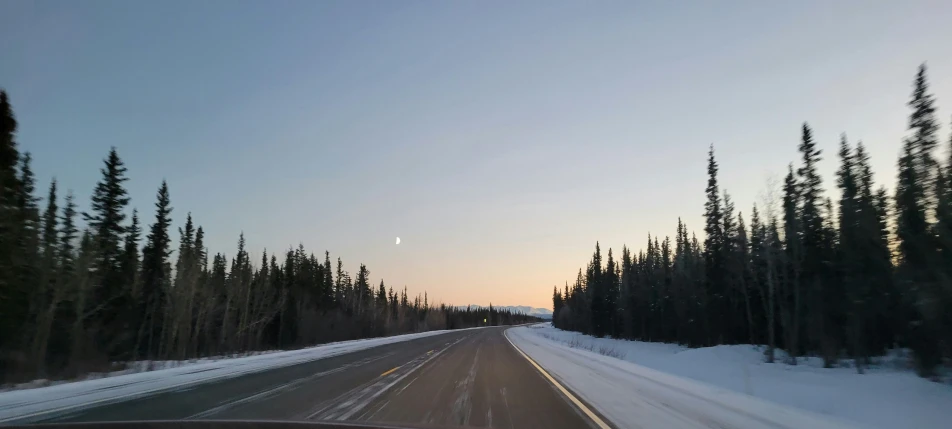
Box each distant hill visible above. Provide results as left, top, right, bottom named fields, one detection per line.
left=459, top=305, right=553, bottom=320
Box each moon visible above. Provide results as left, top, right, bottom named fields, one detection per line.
left=396, top=237, right=401, bottom=245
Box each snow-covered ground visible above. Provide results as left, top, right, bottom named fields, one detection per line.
left=1, top=350, right=284, bottom=393
left=0, top=328, right=482, bottom=423
left=507, top=324, right=952, bottom=429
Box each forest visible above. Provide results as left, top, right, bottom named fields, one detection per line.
left=0, top=91, right=538, bottom=384
left=553, top=64, right=951, bottom=377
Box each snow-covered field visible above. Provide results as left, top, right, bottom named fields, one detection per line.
left=507, top=324, right=952, bottom=429
left=0, top=328, right=481, bottom=423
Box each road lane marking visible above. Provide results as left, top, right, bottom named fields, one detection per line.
left=503, top=329, right=612, bottom=429
left=393, top=374, right=419, bottom=395
left=186, top=354, right=391, bottom=419
left=307, top=335, right=469, bottom=421
left=336, top=338, right=461, bottom=420
left=380, top=366, right=401, bottom=377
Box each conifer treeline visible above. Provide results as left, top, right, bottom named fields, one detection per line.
left=0, top=91, right=536, bottom=383
left=553, top=64, right=951, bottom=377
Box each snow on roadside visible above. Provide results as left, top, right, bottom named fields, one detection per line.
left=508, top=324, right=952, bottom=429
left=1, top=350, right=283, bottom=393
left=0, top=327, right=482, bottom=423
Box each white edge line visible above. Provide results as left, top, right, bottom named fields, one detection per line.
left=504, top=328, right=612, bottom=429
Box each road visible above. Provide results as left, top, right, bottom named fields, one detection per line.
left=44, top=327, right=599, bottom=429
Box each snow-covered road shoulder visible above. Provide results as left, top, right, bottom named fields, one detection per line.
left=0, top=328, right=482, bottom=423
left=507, top=325, right=859, bottom=429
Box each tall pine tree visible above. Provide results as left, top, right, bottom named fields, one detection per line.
left=703, top=145, right=724, bottom=345
left=139, top=181, right=172, bottom=359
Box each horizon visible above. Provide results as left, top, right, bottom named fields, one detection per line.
left=3, top=0, right=952, bottom=309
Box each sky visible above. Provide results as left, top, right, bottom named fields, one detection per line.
left=1, top=0, right=951, bottom=309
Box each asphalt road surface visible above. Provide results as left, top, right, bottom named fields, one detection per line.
left=44, top=327, right=600, bottom=429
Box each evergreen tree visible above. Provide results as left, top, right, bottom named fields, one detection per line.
left=139, top=181, right=172, bottom=359
left=855, top=143, right=898, bottom=359
left=0, top=92, right=23, bottom=356
left=796, top=124, right=831, bottom=359
left=30, top=179, right=59, bottom=375
left=587, top=242, right=605, bottom=337
left=15, top=153, right=40, bottom=291
left=355, top=264, right=371, bottom=316
left=703, top=145, right=724, bottom=345
left=84, top=148, right=130, bottom=275
left=604, top=248, right=619, bottom=337
left=83, top=148, right=132, bottom=357
left=59, top=191, right=78, bottom=275
left=797, top=123, right=841, bottom=366
left=323, top=251, right=334, bottom=309
left=895, top=65, right=943, bottom=375
left=659, top=236, right=672, bottom=340
left=40, top=180, right=59, bottom=265
left=736, top=211, right=754, bottom=345
left=620, top=245, right=634, bottom=339
left=0, top=93, right=22, bottom=290
left=908, top=64, right=940, bottom=203
left=121, top=209, right=141, bottom=296
left=376, top=280, right=387, bottom=312
left=722, top=191, right=738, bottom=343
left=0, top=90, right=20, bottom=209
left=194, top=226, right=206, bottom=273
left=837, top=135, right=868, bottom=370
left=781, top=164, right=802, bottom=362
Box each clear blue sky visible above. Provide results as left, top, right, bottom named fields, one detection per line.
left=1, top=0, right=950, bottom=308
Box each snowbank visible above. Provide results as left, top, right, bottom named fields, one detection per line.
left=508, top=325, right=952, bottom=429
left=0, top=328, right=482, bottom=423
left=1, top=350, right=285, bottom=393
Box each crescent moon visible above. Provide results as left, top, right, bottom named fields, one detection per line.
left=396, top=237, right=401, bottom=245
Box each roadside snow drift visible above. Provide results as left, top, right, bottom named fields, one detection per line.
left=0, top=328, right=480, bottom=423
left=507, top=325, right=952, bottom=429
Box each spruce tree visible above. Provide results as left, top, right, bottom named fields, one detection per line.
left=83, top=148, right=133, bottom=357
left=854, top=143, right=896, bottom=356
left=0, top=91, right=23, bottom=361
left=0, top=90, right=19, bottom=206
left=84, top=147, right=130, bottom=274
left=323, top=251, right=334, bottom=309
left=121, top=210, right=141, bottom=296
left=355, top=264, right=371, bottom=316
left=31, top=179, right=60, bottom=375
left=736, top=211, right=754, bottom=345
left=722, top=191, right=738, bottom=343
left=16, top=153, right=40, bottom=286
left=895, top=65, right=942, bottom=375
left=377, top=280, right=387, bottom=312
left=41, top=180, right=59, bottom=264
left=59, top=191, right=78, bottom=275
left=659, top=237, right=672, bottom=340
left=836, top=135, right=868, bottom=370
left=586, top=242, right=605, bottom=337
left=139, top=181, right=172, bottom=359
left=194, top=226, right=206, bottom=273
left=908, top=64, right=940, bottom=202
left=795, top=123, right=841, bottom=365
left=0, top=92, right=21, bottom=263
left=933, top=119, right=952, bottom=354
left=604, top=248, right=619, bottom=337
left=781, top=164, right=802, bottom=363
left=620, top=245, right=634, bottom=339
left=703, top=145, right=724, bottom=345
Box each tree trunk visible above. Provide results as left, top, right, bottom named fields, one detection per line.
left=31, top=288, right=62, bottom=377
